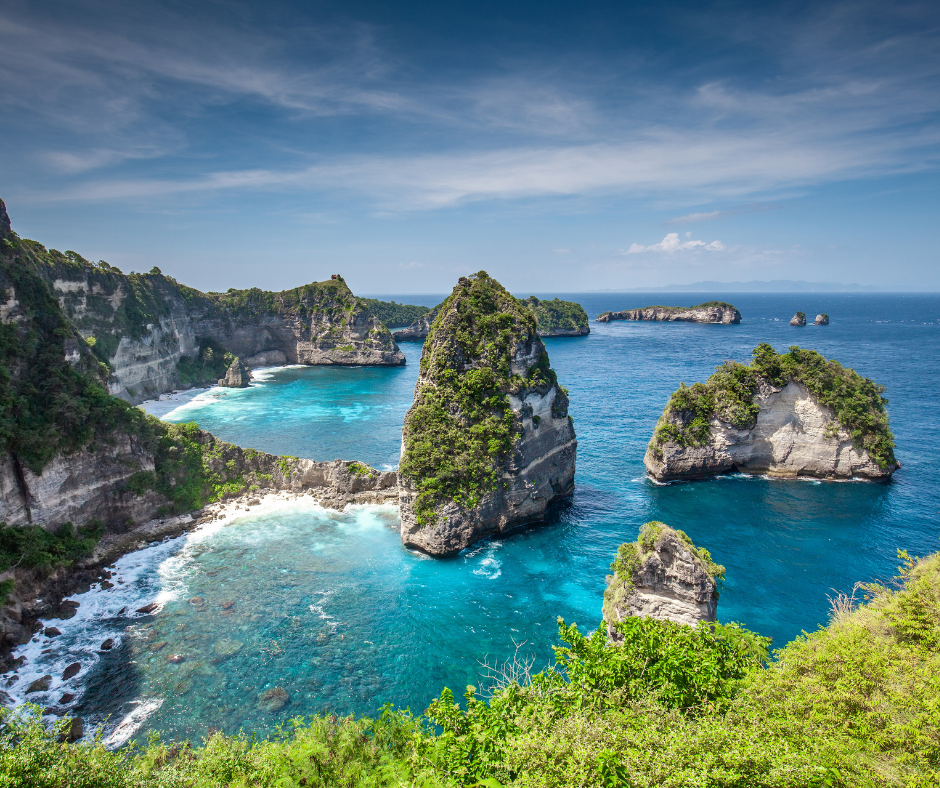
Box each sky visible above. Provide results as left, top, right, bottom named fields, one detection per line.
left=0, top=0, right=938, bottom=294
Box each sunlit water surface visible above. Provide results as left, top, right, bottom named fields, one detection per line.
left=8, top=293, right=940, bottom=743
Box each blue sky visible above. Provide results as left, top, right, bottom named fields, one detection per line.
left=1, top=0, right=938, bottom=293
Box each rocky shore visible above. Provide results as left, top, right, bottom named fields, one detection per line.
left=596, top=302, right=741, bottom=324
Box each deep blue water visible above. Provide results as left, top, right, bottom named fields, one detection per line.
left=8, top=292, right=940, bottom=743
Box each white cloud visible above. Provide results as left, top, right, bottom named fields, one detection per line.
left=624, top=233, right=725, bottom=254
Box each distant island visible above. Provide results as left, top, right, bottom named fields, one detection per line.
left=624, top=280, right=875, bottom=293
left=597, top=302, right=741, bottom=324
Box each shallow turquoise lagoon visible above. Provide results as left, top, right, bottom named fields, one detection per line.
left=10, top=292, right=940, bottom=743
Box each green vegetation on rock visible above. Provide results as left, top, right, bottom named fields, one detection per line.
left=360, top=298, right=431, bottom=327
left=399, top=272, right=560, bottom=525
left=0, top=236, right=159, bottom=474
left=175, top=339, right=236, bottom=389
left=4, top=549, right=939, bottom=787
left=520, top=296, right=589, bottom=333
left=650, top=343, right=896, bottom=467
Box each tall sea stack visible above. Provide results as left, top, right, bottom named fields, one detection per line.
left=398, top=272, right=577, bottom=556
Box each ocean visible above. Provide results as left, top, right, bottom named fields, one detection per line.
left=8, top=292, right=939, bottom=744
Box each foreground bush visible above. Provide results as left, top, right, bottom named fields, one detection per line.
left=2, top=551, right=938, bottom=787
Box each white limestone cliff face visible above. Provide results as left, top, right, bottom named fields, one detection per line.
left=398, top=382, right=577, bottom=556
left=645, top=380, right=897, bottom=481
left=603, top=526, right=718, bottom=636
left=597, top=305, right=741, bottom=324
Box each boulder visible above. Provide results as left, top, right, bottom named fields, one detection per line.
left=217, top=358, right=252, bottom=388
left=398, top=272, right=577, bottom=556
left=257, top=686, right=289, bottom=712
left=25, top=675, right=51, bottom=694
left=62, top=662, right=81, bottom=680
left=603, top=523, right=721, bottom=637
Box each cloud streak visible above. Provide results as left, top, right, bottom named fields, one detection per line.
left=625, top=233, right=725, bottom=254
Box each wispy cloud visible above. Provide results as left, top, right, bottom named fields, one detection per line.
left=666, top=203, right=783, bottom=225
left=624, top=233, right=725, bottom=254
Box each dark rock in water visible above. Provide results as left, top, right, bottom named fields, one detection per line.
left=603, top=523, right=721, bottom=639
left=815, top=313, right=829, bottom=325
left=217, top=357, right=252, bottom=388
left=257, top=686, right=289, bottom=712
left=59, top=693, right=76, bottom=704
left=220, top=600, right=235, bottom=610
left=99, top=638, right=114, bottom=651
left=167, top=653, right=185, bottom=664
left=44, top=627, right=62, bottom=638
left=26, top=675, right=51, bottom=694
left=62, top=662, right=81, bottom=680
left=50, top=600, right=80, bottom=620
left=59, top=716, right=83, bottom=743
left=136, top=602, right=159, bottom=614
left=398, top=272, right=577, bottom=556
left=149, top=640, right=167, bottom=652
left=789, top=311, right=807, bottom=326
left=213, top=638, right=243, bottom=657
left=188, top=596, right=205, bottom=607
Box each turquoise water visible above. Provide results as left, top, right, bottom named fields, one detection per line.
left=9, top=293, right=940, bottom=743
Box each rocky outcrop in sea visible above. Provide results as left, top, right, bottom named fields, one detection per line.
left=397, top=272, right=577, bottom=556
left=392, top=306, right=440, bottom=341
left=645, top=343, right=899, bottom=481
left=218, top=358, right=252, bottom=388
left=815, top=313, right=830, bottom=325
left=790, top=312, right=807, bottom=326
left=596, top=302, right=741, bottom=324
left=603, top=523, right=721, bottom=636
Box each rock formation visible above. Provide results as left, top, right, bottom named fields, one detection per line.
left=393, top=296, right=590, bottom=341
left=815, top=313, right=830, bottom=325
left=603, top=522, right=721, bottom=637
left=790, top=311, right=807, bottom=326
left=392, top=306, right=440, bottom=341
left=218, top=358, right=251, bottom=388
left=0, top=199, right=403, bottom=405
left=398, top=272, right=577, bottom=556
left=596, top=302, right=741, bottom=324
left=645, top=343, right=899, bottom=481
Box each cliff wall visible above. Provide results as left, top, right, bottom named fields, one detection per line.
left=645, top=344, right=898, bottom=481
left=596, top=302, right=741, bottom=324
left=603, top=522, right=721, bottom=635
left=398, top=272, right=576, bottom=556
left=1, top=198, right=403, bottom=405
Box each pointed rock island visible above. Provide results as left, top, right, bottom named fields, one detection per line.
left=645, top=343, right=899, bottom=481
left=218, top=357, right=252, bottom=388
left=398, top=272, right=577, bottom=556
left=603, top=522, right=722, bottom=637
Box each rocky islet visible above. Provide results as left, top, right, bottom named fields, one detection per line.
left=596, top=301, right=742, bottom=323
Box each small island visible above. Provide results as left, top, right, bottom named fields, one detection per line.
left=398, top=271, right=577, bottom=555
left=603, top=522, right=722, bottom=636
left=645, top=343, right=899, bottom=481
left=815, top=313, right=830, bottom=325
left=790, top=311, right=807, bottom=326
left=596, top=301, right=741, bottom=324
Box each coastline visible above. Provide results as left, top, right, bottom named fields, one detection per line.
left=0, top=488, right=400, bottom=721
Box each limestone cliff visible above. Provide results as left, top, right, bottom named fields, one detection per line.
left=0, top=198, right=403, bottom=405
left=393, top=296, right=589, bottom=341
left=398, top=272, right=577, bottom=556
left=596, top=302, right=741, bottom=324
left=790, top=312, right=807, bottom=326
left=603, top=522, right=721, bottom=636
left=815, top=313, right=830, bottom=325
left=645, top=343, right=898, bottom=481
